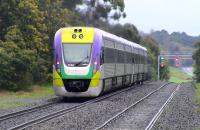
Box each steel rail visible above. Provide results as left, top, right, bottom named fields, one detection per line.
left=0, top=97, right=60, bottom=121
left=144, top=83, right=181, bottom=130
left=8, top=82, right=149, bottom=130
left=94, top=82, right=173, bottom=130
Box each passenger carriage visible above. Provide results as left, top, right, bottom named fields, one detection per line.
left=53, top=27, right=148, bottom=97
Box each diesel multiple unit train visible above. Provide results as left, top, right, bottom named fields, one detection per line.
left=53, top=27, right=148, bottom=97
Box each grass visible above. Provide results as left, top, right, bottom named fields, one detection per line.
left=169, top=67, right=193, bottom=83
left=196, top=83, right=200, bottom=113
left=0, top=83, right=54, bottom=109
left=196, top=83, right=200, bottom=130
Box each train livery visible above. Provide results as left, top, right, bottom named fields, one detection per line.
left=53, top=27, right=148, bottom=97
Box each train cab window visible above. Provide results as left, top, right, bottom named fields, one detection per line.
left=63, top=44, right=92, bottom=67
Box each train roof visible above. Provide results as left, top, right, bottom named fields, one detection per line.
left=55, top=27, right=147, bottom=52
left=95, top=28, right=147, bottom=52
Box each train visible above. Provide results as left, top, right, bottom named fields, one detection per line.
left=53, top=27, right=148, bottom=97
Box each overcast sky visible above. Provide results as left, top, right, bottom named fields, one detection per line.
left=120, top=0, right=200, bottom=36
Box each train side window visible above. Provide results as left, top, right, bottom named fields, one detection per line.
left=127, top=52, right=132, bottom=64
left=100, top=47, right=104, bottom=65
left=139, top=54, right=141, bottom=64
left=104, top=47, right=116, bottom=63
left=132, top=53, right=135, bottom=63
left=134, top=54, right=136, bottom=64
left=124, top=51, right=128, bottom=63
left=118, top=50, right=125, bottom=63
left=132, top=57, right=135, bottom=63
left=135, top=54, right=138, bottom=64
left=142, top=55, right=144, bottom=64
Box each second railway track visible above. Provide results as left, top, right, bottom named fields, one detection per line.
left=95, top=82, right=179, bottom=130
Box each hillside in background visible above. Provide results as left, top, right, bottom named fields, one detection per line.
left=148, top=30, right=200, bottom=54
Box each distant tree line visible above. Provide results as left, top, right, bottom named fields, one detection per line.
left=0, top=0, right=167, bottom=91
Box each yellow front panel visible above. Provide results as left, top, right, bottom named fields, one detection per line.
left=61, top=27, right=94, bottom=43
left=53, top=68, right=64, bottom=87
left=89, top=71, right=101, bottom=87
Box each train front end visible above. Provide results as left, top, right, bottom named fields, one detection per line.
left=53, top=27, right=103, bottom=97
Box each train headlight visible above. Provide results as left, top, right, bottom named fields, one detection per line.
left=94, top=61, right=97, bottom=65
left=56, top=61, right=61, bottom=73
left=72, top=34, right=76, bottom=39
left=79, top=34, right=84, bottom=39
left=56, top=61, right=60, bottom=66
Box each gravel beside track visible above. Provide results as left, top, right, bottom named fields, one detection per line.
left=0, top=97, right=88, bottom=130
left=101, top=83, right=177, bottom=130
left=26, top=81, right=165, bottom=130
left=152, top=82, right=200, bottom=130
left=0, top=97, right=60, bottom=116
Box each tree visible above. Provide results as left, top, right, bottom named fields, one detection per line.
left=141, top=36, right=159, bottom=80
left=63, top=0, right=83, bottom=10
left=77, top=0, right=126, bottom=25
left=193, top=41, right=200, bottom=82
left=0, top=26, right=35, bottom=90
left=0, top=0, right=50, bottom=90
left=38, top=0, right=84, bottom=75
left=108, top=23, right=141, bottom=43
left=141, top=36, right=169, bottom=80
left=0, top=0, right=87, bottom=91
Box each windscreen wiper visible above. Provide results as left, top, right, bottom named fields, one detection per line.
left=75, top=56, right=89, bottom=66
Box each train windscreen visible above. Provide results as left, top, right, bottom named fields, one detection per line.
left=62, top=44, right=92, bottom=67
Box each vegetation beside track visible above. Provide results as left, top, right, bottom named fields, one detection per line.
left=0, top=1, right=165, bottom=91
left=196, top=83, right=200, bottom=113
left=0, top=83, right=53, bottom=109
left=169, top=67, right=193, bottom=83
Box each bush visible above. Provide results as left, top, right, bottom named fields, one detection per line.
left=0, top=41, right=34, bottom=91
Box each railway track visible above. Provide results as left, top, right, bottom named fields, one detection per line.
left=145, top=83, right=181, bottom=130
left=0, top=97, right=60, bottom=122
left=94, top=82, right=178, bottom=130
left=7, top=82, right=152, bottom=130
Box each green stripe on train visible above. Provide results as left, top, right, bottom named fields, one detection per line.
left=60, top=65, right=93, bottom=79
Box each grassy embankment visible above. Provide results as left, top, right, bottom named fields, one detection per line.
left=196, top=83, right=200, bottom=113
left=0, top=83, right=54, bottom=109
left=168, top=67, right=200, bottom=119
left=196, top=84, right=200, bottom=130
left=169, top=67, right=193, bottom=83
